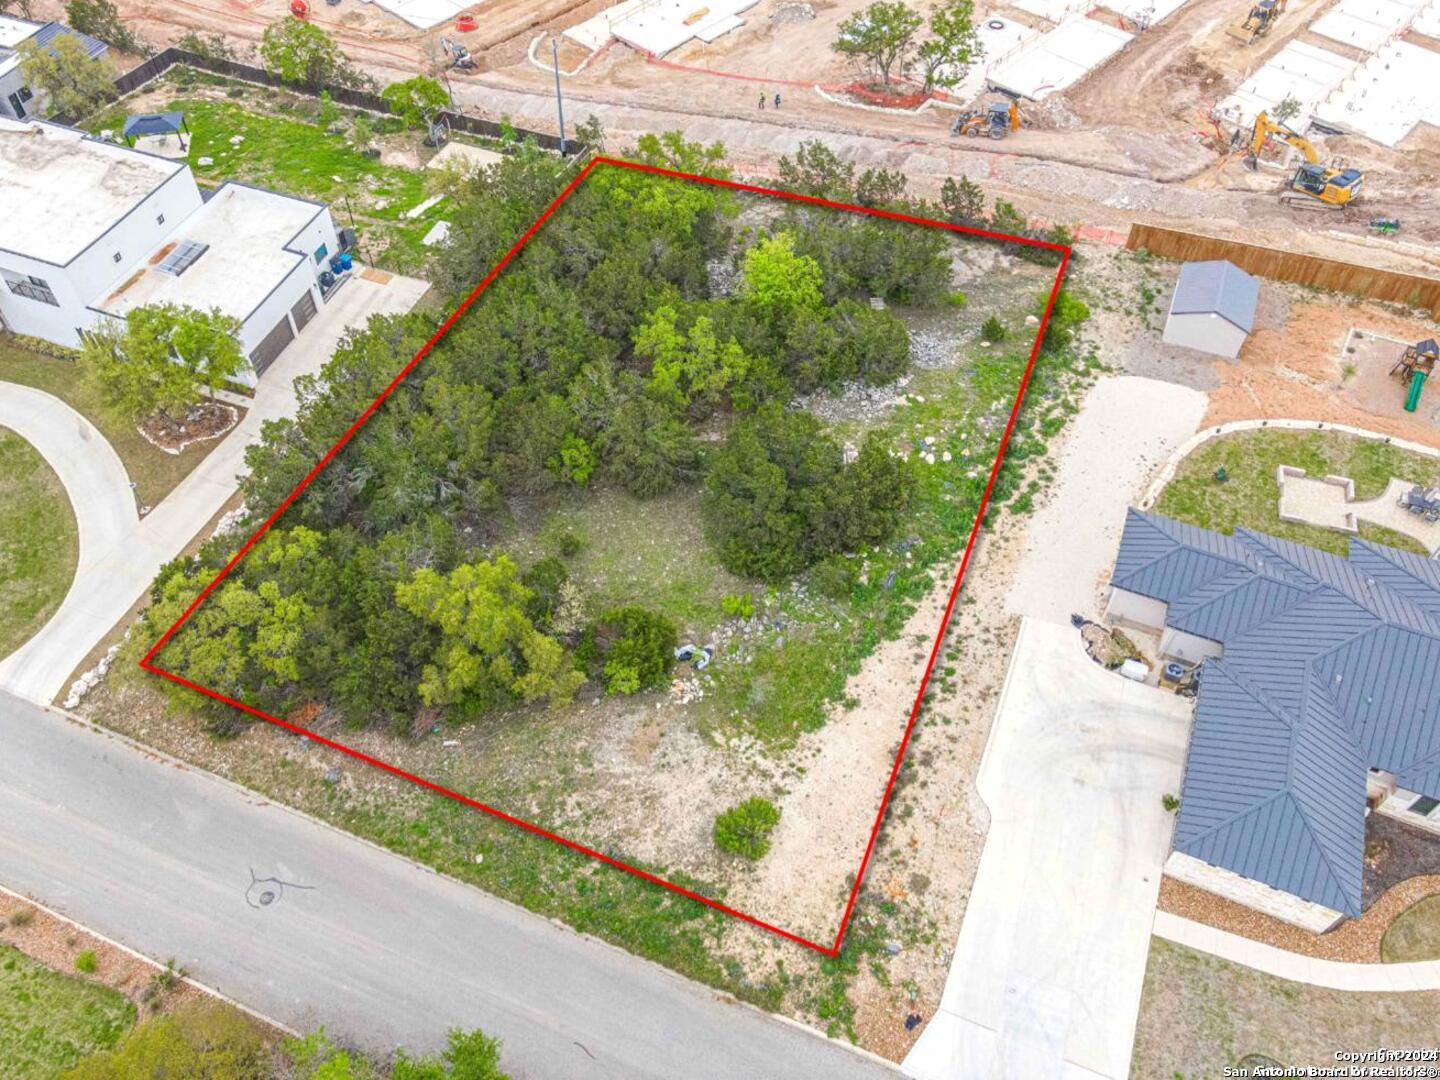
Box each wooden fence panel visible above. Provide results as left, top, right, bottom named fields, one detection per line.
left=1125, top=223, right=1440, bottom=316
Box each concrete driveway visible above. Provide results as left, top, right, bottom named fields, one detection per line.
left=0, top=384, right=137, bottom=578
left=0, top=270, right=428, bottom=704
left=904, top=618, right=1192, bottom=1080
left=1005, top=375, right=1208, bottom=624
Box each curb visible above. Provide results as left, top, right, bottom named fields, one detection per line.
left=0, top=881, right=300, bottom=1038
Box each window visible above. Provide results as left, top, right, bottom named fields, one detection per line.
left=112, top=252, right=123, bottom=263
left=156, top=213, right=165, bottom=226
left=2, top=270, right=58, bottom=306
left=156, top=240, right=209, bottom=276
left=1409, top=796, right=1440, bottom=817
left=313, top=243, right=328, bottom=264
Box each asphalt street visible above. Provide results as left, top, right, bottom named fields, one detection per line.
left=0, top=690, right=900, bottom=1079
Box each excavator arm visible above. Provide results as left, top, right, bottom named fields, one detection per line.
left=1249, top=110, right=1319, bottom=162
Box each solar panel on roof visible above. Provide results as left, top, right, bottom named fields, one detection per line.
left=157, top=240, right=208, bottom=276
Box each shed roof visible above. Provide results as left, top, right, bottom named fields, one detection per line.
left=1169, top=260, right=1261, bottom=334
left=1112, top=509, right=1440, bottom=915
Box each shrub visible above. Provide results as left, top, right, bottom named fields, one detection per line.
left=981, top=315, right=1007, bottom=342
left=7, top=906, right=35, bottom=928
left=947, top=291, right=968, bottom=308
left=520, top=558, right=568, bottom=629
left=1162, top=793, right=1181, bottom=813
left=713, top=797, right=781, bottom=859
left=810, top=554, right=859, bottom=599
left=553, top=528, right=586, bottom=559
left=60, top=1001, right=269, bottom=1079
left=721, top=593, right=755, bottom=620
left=74, top=949, right=98, bottom=973
left=579, top=607, right=678, bottom=694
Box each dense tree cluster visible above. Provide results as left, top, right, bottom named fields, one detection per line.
left=152, top=134, right=937, bottom=732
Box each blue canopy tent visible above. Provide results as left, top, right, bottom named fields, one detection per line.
left=122, top=111, right=189, bottom=150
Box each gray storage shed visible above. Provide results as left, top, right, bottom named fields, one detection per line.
left=1162, top=259, right=1260, bottom=360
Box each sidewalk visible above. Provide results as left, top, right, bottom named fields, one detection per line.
left=1153, top=911, right=1440, bottom=992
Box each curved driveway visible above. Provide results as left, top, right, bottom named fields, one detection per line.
left=0, top=383, right=138, bottom=682
left=0, top=382, right=138, bottom=574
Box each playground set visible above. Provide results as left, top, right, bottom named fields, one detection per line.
left=1391, top=337, right=1440, bottom=412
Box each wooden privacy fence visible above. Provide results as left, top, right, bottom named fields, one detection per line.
left=1126, top=222, right=1440, bottom=317
left=71, top=48, right=582, bottom=157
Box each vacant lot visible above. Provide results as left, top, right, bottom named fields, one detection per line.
left=1132, top=938, right=1440, bottom=1078
left=1155, top=427, right=1436, bottom=555
left=0, top=429, right=78, bottom=661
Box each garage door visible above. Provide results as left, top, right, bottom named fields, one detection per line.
left=290, top=289, right=318, bottom=333
left=249, top=315, right=295, bottom=376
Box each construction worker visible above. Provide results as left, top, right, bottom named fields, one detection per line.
left=774, top=91, right=781, bottom=109
left=758, top=90, right=765, bottom=110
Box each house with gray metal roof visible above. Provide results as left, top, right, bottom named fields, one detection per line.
left=1162, top=259, right=1260, bottom=360
left=0, top=15, right=108, bottom=122
left=1106, top=508, right=1440, bottom=931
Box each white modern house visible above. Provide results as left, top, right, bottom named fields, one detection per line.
left=0, top=118, right=344, bottom=381
left=0, top=15, right=108, bottom=121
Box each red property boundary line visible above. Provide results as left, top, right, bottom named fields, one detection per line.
left=141, top=156, right=1072, bottom=957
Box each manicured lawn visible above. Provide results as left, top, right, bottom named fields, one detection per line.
left=1155, top=428, right=1436, bottom=556
left=88, top=86, right=447, bottom=274
left=0, top=342, right=225, bottom=510
left=0, top=944, right=135, bottom=1079
left=0, top=429, right=78, bottom=661
left=1381, top=893, right=1440, bottom=962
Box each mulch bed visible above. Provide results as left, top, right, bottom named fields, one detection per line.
left=1160, top=818, right=1440, bottom=963
left=138, top=401, right=238, bottom=452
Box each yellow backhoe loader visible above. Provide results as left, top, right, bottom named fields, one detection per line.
left=1243, top=110, right=1364, bottom=210
left=1228, top=0, right=1286, bottom=43
left=951, top=99, right=1021, bottom=140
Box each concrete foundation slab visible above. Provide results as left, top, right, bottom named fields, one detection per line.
left=1314, top=40, right=1440, bottom=145
left=1013, top=0, right=1087, bottom=23
left=1215, top=40, right=1356, bottom=129
left=1414, top=0, right=1440, bottom=35
left=359, top=0, right=470, bottom=31
left=943, top=15, right=1040, bottom=102
left=987, top=16, right=1133, bottom=100
left=1311, top=0, right=1427, bottom=52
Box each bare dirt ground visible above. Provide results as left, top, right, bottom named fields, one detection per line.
left=1132, top=937, right=1440, bottom=1078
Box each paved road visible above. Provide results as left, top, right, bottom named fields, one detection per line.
left=0, top=690, right=900, bottom=1079
left=0, top=272, right=427, bottom=705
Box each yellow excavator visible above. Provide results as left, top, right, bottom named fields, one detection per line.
left=1244, top=110, right=1364, bottom=209
left=1228, top=0, right=1286, bottom=43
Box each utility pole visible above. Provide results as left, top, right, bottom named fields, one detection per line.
left=551, top=36, right=568, bottom=155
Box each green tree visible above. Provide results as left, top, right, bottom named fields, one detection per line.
left=634, top=306, right=750, bottom=412
left=260, top=18, right=360, bottom=89
left=286, top=1028, right=379, bottom=1080
left=713, top=797, right=781, bottom=859
left=832, top=0, right=924, bottom=87
left=395, top=556, right=583, bottom=713
left=381, top=75, right=449, bottom=128
left=17, top=33, right=114, bottom=119
left=600, top=393, right=700, bottom=497
left=916, top=0, right=981, bottom=90
left=65, top=0, right=143, bottom=54
left=578, top=607, right=677, bottom=694
left=940, top=174, right=986, bottom=224
left=78, top=303, right=245, bottom=421
left=741, top=233, right=824, bottom=324
left=776, top=140, right=856, bottom=200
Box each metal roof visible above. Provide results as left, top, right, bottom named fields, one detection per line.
left=1112, top=508, right=1440, bottom=915
left=30, top=21, right=107, bottom=59
left=1169, top=260, right=1261, bottom=335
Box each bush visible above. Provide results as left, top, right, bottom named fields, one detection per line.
left=981, top=315, right=1007, bottom=342
left=60, top=1001, right=269, bottom=1079
left=713, top=797, right=781, bottom=859
left=520, top=558, right=568, bottom=629
left=578, top=607, right=678, bottom=694
left=810, top=554, right=859, bottom=599
left=7, top=906, right=35, bottom=928
left=721, top=593, right=755, bottom=620
left=74, top=950, right=98, bottom=974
